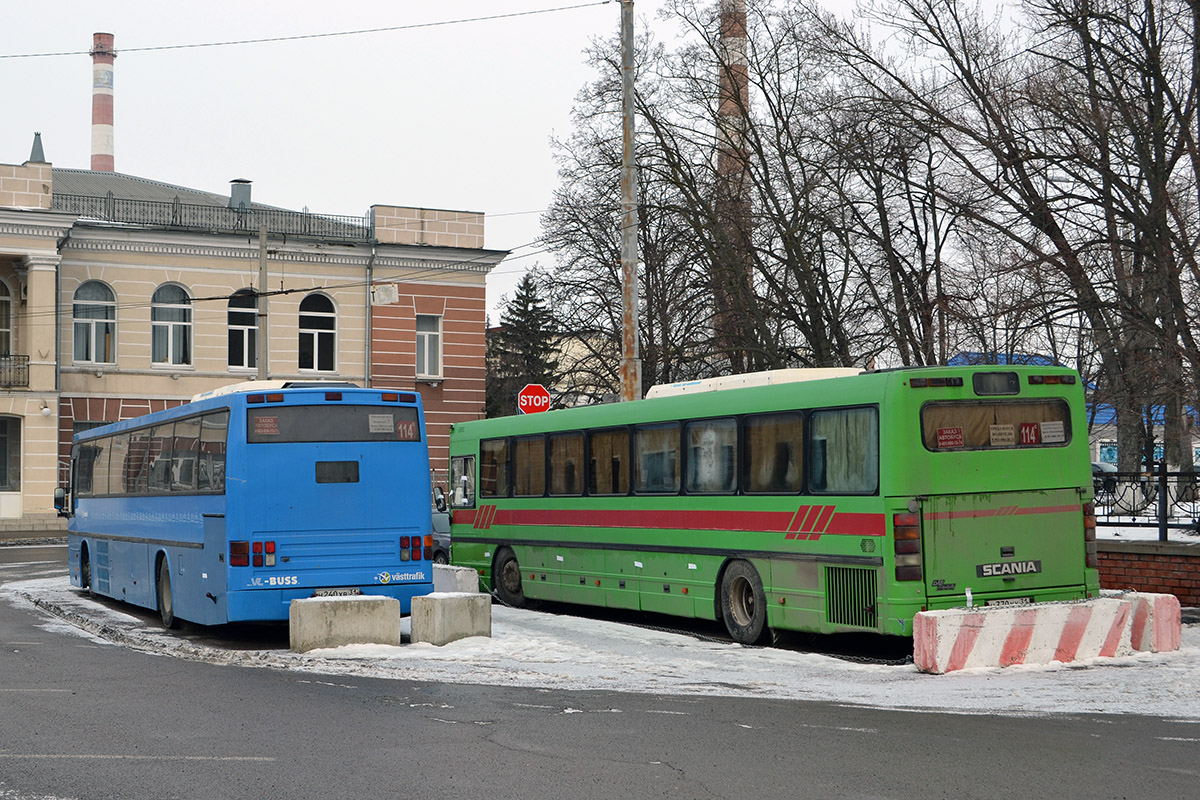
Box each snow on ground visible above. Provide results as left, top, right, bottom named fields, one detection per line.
left=3, top=576, right=1199, bottom=720
left=1098, top=520, right=1200, bottom=542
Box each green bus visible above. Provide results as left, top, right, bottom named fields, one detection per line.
left=445, top=366, right=1100, bottom=643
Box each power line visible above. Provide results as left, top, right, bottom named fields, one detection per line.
left=0, top=2, right=613, bottom=59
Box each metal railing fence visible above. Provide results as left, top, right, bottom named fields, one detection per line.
left=1093, top=462, right=1200, bottom=542
left=54, top=194, right=372, bottom=241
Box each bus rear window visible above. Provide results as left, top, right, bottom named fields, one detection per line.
left=921, top=400, right=1071, bottom=451
left=247, top=406, right=420, bottom=443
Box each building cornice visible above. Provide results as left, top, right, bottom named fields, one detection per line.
left=60, top=232, right=505, bottom=273
left=0, top=212, right=77, bottom=240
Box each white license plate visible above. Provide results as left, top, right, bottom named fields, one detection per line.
left=985, top=597, right=1032, bottom=607
left=314, top=587, right=363, bottom=597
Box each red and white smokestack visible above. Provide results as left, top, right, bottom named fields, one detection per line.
left=90, top=32, right=116, bottom=172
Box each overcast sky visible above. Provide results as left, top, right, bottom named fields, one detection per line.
left=1, top=0, right=681, bottom=319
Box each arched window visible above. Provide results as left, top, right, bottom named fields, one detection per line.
left=228, top=290, right=258, bottom=370
left=0, top=281, right=12, bottom=356
left=298, top=293, right=336, bottom=372
left=73, top=281, right=116, bottom=364
left=151, top=284, right=191, bottom=366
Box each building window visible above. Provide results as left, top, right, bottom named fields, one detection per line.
left=299, top=293, right=336, bottom=372
left=228, top=289, right=258, bottom=370
left=73, top=281, right=116, bottom=364
left=0, top=282, right=11, bottom=355
left=151, top=284, right=192, bottom=366
left=416, top=314, right=442, bottom=378
left=0, top=417, right=19, bottom=491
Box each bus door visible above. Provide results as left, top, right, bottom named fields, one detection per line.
left=921, top=488, right=1087, bottom=605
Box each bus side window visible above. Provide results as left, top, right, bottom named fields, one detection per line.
left=450, top=455, right=475, bottom=508
left=588, top=429, right=629, bottom=495
left=549, top=433, right=584, bottom=496
left=808, top=406, right=879, bottom=495
left=147, top=422, right=175, bottom=494
left=199, top=411, right=229, bottom=492
left=480, top=438, right=510, bottom=498
left=635, top=423, right=681, bottom=493
left=685, top=418, right=737, bottom=494
left=513, top=436, right=546, bottom=497
left=743, top=413, right=803, bottom=493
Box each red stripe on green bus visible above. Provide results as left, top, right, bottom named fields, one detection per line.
left=788, top=506, right=811, bottom=532
left=800, top=505, right=824, bottom=532
left=813, top=505, right=836, bottom=533
left=824, top=512, right=886, bottom=536
left=488, top=508, right=798, bottom=532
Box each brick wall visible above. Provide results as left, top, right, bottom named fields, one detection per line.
left=0, top=162, right=52, bottom=209
left=371, top=205, right=485, bottom=249
left=369, top=281, right=487, bottom=479
left=1097, top=541, right=1200, bottom=607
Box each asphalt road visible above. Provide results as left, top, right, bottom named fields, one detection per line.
left=1, top=544, right=1197, bottom=800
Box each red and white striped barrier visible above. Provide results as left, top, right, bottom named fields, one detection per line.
left=913, top=592, right=1181, bottom=674
left=1126, top=592, right=1182, bottom=653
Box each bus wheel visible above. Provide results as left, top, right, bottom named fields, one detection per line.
left=493, top=547, right=526, bottom=607
left=720, top=560, right=769, bottom=645
left=81, top=547, right=95, bottom=597
left=156, top=557, right=180, bottom=629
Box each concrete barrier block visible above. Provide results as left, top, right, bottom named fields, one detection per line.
left=1124, top=592, right=1182, bottom=652
left=289, top=595, right=402, bottom=653
left=433, top=564, right=481, bottom=594
left=411, top=592, right=491, bottom=646
left=914, top=598, right=1133, bottom=674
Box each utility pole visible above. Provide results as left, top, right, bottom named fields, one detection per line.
left=619, top=0, right=642, bottom=401
left=257, top=225, right=269, bottom=380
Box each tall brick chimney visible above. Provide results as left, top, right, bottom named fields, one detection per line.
left=90, top=32, right=116, bottom=172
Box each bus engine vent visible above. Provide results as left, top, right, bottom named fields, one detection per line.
left=825, top=566, right=878, bottom=629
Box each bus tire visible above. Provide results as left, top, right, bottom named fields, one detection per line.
left=720, top=560, right=770, bottom=645
left=157, top=556, right=180, bottom=630
left=81, top=545, right=96, bottom=598
left=493, top=547, right=526, bottom=607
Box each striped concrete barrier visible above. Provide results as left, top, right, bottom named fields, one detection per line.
left=1126, top=592, right=1182, bottom=652
left=913, top=592, right=1181, bottom=674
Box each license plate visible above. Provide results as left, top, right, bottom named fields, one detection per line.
left=986, top=597, right=1031, bottom=607
left=314, top=587, right=363, bottom=597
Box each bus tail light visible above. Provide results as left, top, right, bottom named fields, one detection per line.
left=414, top=534, right=433, bottom=562
left=893, top=512, right=923, bottom=582
left=252, top=540, right=263, bottom=567
left=1083, top=502, right=1098, bottom=567
left=230, top=541, right=249, bottom=567
left=400, top=536, right=410, bottom=561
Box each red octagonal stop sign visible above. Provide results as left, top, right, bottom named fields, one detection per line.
left=517, top=383, right=552, bottom=414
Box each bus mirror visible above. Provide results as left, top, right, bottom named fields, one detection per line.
left=433, top=485, right=447, bottom=513
left=53, top=487, right=69, bottom=517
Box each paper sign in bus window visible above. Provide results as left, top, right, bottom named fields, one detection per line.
left=254, top=415, right=280, bottom=436
left=989, top=424, right=1015, bottom=447
left=936, top=427, right=964, bottom=448
left=1040, top=420, right=1065, bottom=443
left=368, top=414, right=393, bottom=434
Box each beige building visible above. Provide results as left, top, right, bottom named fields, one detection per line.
left=0, top=141, right=503, bottom=529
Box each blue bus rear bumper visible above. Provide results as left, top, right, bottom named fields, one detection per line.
left=226, top=582, right=435, bottom=622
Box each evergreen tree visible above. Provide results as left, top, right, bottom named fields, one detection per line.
left=486, top=272, right=560, bottom=417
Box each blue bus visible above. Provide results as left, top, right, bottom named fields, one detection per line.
left=55, top=382, right=436, bottom=628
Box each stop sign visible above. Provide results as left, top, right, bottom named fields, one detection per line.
left=517, top=383, right=552, bottom=414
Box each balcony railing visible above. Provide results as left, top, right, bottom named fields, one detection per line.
left=0, top=355, right=29, bottom=387
left=53, top=194, right=372, bottom=242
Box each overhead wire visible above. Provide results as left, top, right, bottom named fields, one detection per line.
left=0, top=1, right=614, bottom=59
